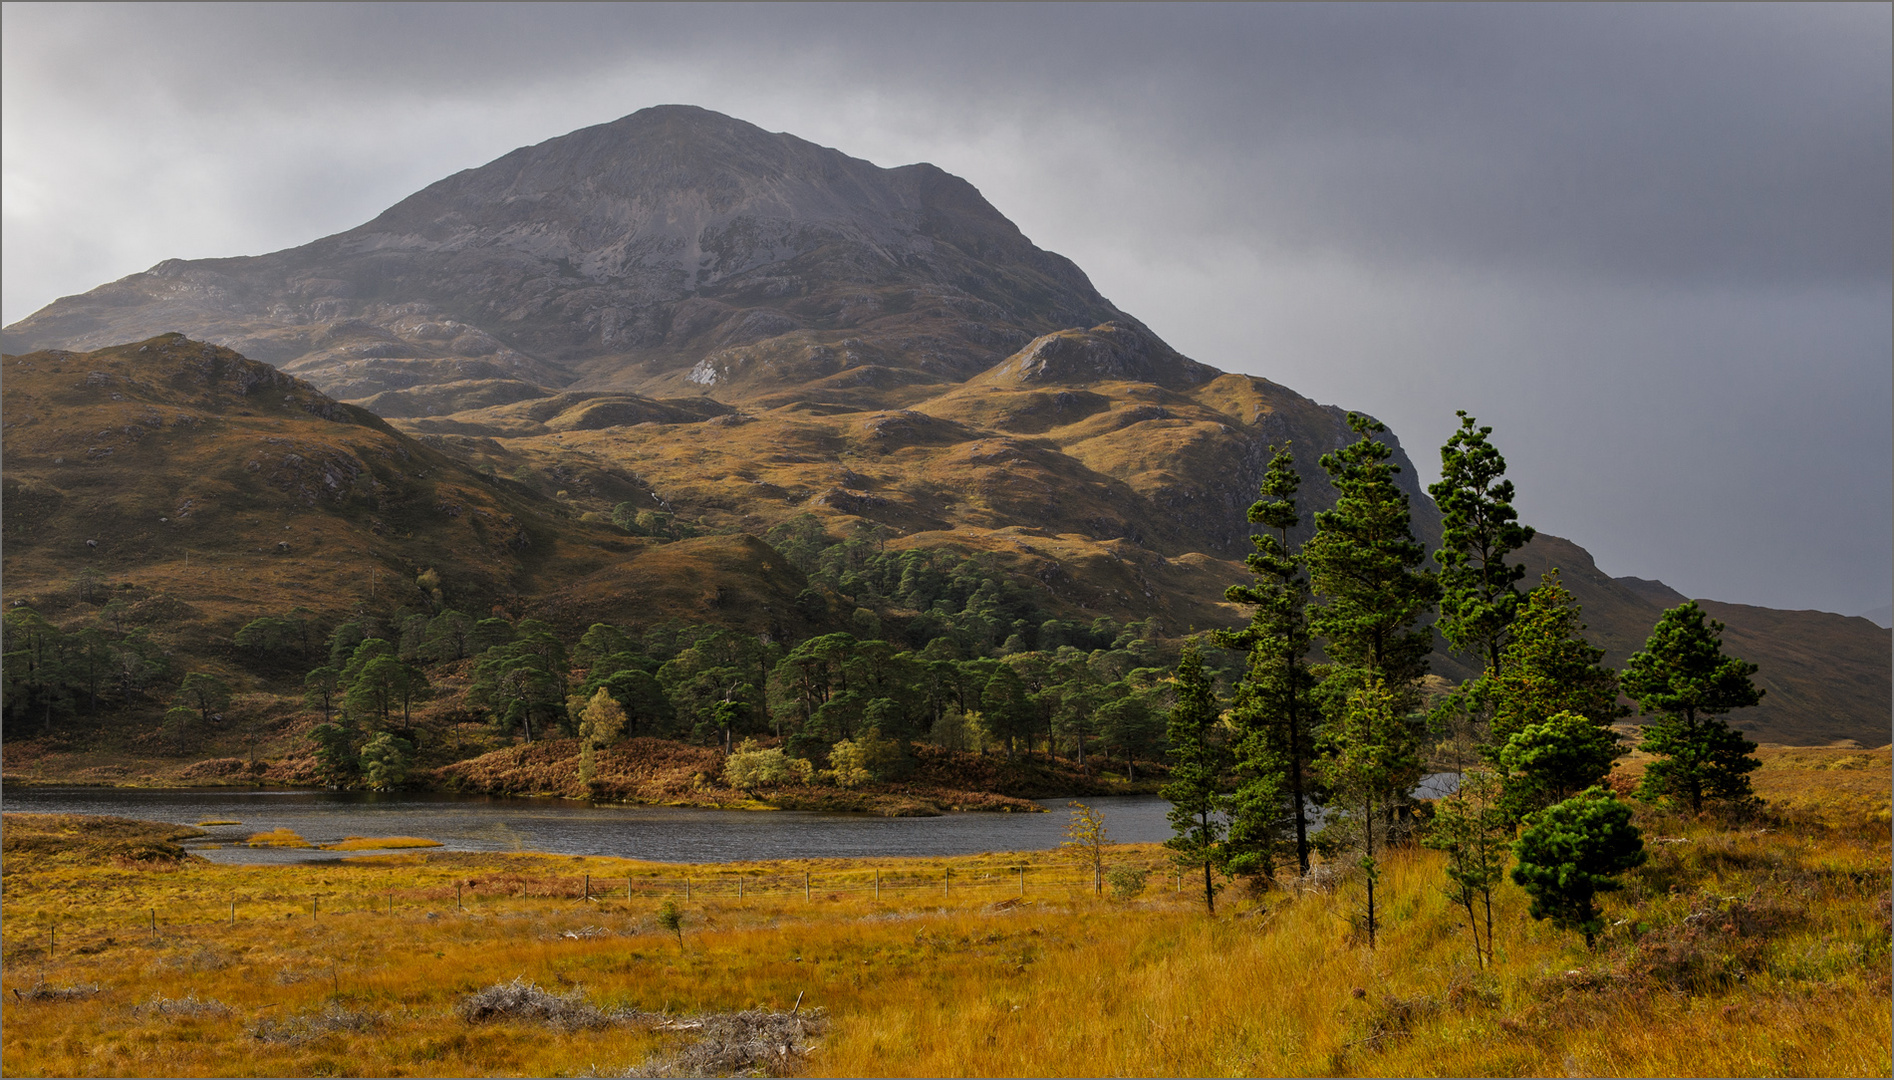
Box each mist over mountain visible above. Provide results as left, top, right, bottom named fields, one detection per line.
left=4, top=105, right=1886, bottom=744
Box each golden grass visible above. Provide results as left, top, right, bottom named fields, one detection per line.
left=243, top=829, right=311, bottom=849
left=2, top=762, right=1888, bottom=1078
left=317, top=837, right=443, bottom=852
left=196, top=820, right=242, bottom=827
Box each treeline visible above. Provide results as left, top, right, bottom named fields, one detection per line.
left=1, top=603, right=175, bottom=734
left=1158, top=410, right=1766, bottom=959
left=1, top=501, right=1211, bottom=787
left=287, top=605, right=1187, bottom=791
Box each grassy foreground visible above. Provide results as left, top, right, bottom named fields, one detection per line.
left=1, top=748, right=1888, bottom=1077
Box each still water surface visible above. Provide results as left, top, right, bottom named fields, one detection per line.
left=3, top=773, right=1459, bottom=865
left=0, top=787, right=1176, bottom=865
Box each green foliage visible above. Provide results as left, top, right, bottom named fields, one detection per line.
left=421, top=610, right=477, bottom=662
left=308, top=722, right=358, bottom=786
left=655, top=899, right=684, bottom=949
left=722, top=739, right=815, bottom=789
left=979, top=664, right=1037, bottom=757
left=345, top=653, right=431, bottom=729
left=175, top=672, right=232, bottom=725
left=1511, top=787, right=1648, bottom=947
left=1429, top=412, right=1535, bottom=673
left=1314, top=677, right=1424, bottom=947
left=1161, top=641, right=1227, bottom=912
left=468, top=620, right=570, bottom=743
left=302, top=666, right=341, bottom=723
left=1422, top=769, right=1510, bottom=967
left=1061, top=801, right=1110, bottom=895
left=1092, top=681, right=1166, bottom=781
left=763, top=514, right=1081, bottom=654
left=1485, top=572, right=1627, bottom=750
left=233, top=616, right=296, bottom=663
left=576, top=687, right=628, bottom=782
left=3, top=607, right=74, bottom=733
left=659, top=628, right=772, bottom=745
left=1624, top=602, right=1764, bottom=815
left=573, top=623, right=636, bottom=669
left=359, top=731, right=414, bottom=790
left=1498, top=711, right=1621, bottom=816
left=1304, top=413, right=1440, bottom=704
left=1220, top=444, right=1317, bottom=878
left=1105, top=865, right=1150, bottom=901
left=827, top=729, right=909, bottom=787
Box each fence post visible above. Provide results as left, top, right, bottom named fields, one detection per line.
left=875, top=870, right=880, bottom=901
left=686, top=878, right=691, bottom=901
left=805, top=871, right=810, bottom=901
left=150, top=908, right=157, bottom=936
left=457, top=883, right=463, bottom=911
left=49, top=926, right=55, bottom=957
left=944, top=867, right=950, bottom=897
left=584, top=874, right=590, bottom=900
left=231, top=900, right=236, bottom=925
left=627, top=878, right=633, bottom=901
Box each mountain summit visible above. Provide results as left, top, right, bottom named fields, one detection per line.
left=4, top=105, right=1141, bottom=405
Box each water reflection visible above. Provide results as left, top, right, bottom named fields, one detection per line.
left=3, top=773, right=1460, bottom=866
left=0, top=787, right=1176, bottom=865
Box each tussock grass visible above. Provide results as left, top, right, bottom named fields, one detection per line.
left=318, top=837, right=443, bottom=851
left=243, top=829, right=311, bottom=849
left=2, top=756, right=1887, bottom=1077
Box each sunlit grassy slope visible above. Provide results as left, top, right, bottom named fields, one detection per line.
left=2, top=748, right=1886, bottom=1077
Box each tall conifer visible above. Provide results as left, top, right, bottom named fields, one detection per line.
left=1429, top=412, right=1535, bottom=675
left=1486, top=572, right=1627, bottom=748
left=1161, top=640, right=1227, bottom=913
left=1315, top=677, right=1423, bottom=947
left=1622, top=602, right=1764, bottom=814
left=1304, top=413, right=1440, bottom=706
left=1221, top=445, right=1316, bottom=877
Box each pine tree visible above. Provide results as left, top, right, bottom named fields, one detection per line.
left=1486, top=572, right=1627, bottom=749
left=1422, top=768, right=1510, bottom=968
left=1161, top=640, right=1227, bottom=913
left=1429, top=412, right=1536, bottom=675
left=359, top=731, right=414, bottom=790
left=1220, top=445, right=1317, bottom=877
left=1304, top=413, right=1440, bottom=706
left=1497, top=711, right=1621, bottom=817
left=1511, top=787, right=1647, bottom=947
left=1314, top=677, right=1423, bottom=947
left=1622, top=602, right=1764, bottom=814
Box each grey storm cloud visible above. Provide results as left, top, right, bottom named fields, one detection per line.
left=3, top=2, right=1889, bottom=617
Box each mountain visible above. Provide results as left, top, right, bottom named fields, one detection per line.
left=5, top=106, right=1887, bottom=745
left=0, top=335, right=818, bottom=648
left=2, top=104, right=1137, bottom=407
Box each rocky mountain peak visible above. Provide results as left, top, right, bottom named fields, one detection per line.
left=4, top=105, right=1160, bottom=404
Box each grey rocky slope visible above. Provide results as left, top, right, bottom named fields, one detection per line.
left=4, top=105, right=1135, bottom=407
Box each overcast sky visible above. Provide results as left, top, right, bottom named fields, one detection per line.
left=4, top=3, right=1889, bottom=618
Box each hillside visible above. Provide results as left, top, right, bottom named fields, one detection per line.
left=0, top=336, right=819, bottom=652
left=3, top=105, right=1886, bottom=746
